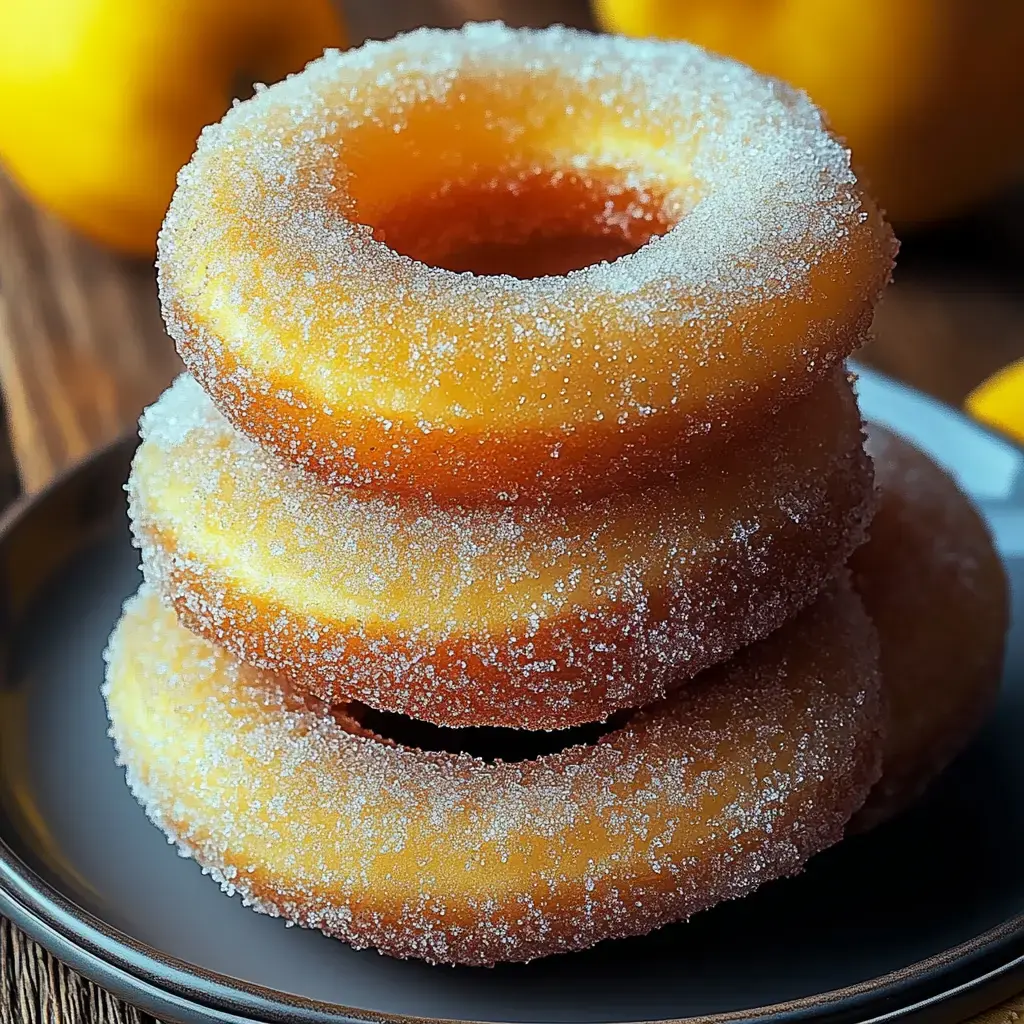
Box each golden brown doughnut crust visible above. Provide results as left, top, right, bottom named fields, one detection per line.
left=104, top=578, right=883, bottom=965
left=850, top=426, right=1008, bottom=831
left=129, top=372, right=874, bottom=729
left=158, top=24, right=895, bottom=504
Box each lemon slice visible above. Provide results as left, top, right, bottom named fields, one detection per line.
left=966, top=359, right=1024, bottom=446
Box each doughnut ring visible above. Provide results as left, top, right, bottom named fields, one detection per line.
left=129, top=371, right=874, bottom=730
left=157, top=23, right=896, bottom=504
left=850, top=426, right=1008, bottom=831
left=104, top=576, right=883, bottom=966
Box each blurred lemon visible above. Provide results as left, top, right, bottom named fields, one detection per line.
left=0, top=0, right=345, bottom=255
left=593, top=0, right=1024, bottom=224
left=966, top=360, right=1024, bottom=446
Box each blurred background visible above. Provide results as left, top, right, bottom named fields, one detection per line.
left=0, top=0, right=1022, bottom=504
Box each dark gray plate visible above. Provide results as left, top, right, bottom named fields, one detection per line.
left=0, top=366, right=1022, bottom=1024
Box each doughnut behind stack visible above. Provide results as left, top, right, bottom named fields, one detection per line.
left=852, top=427, right=1008, bottom=831
left=108, top=22, right=904, bottom=965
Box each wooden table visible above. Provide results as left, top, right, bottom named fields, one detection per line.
left=0, top=1, right=1022, bottom=1020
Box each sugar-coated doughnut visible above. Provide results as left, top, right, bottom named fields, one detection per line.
left=104, top=578, right=883, bottom=966
left=850, top=427, right=1008, bottom=831
left=158, top=23, right=896, bottom=505
left=129, top=371, right=874, bottom=730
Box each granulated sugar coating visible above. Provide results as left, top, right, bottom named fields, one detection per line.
left=849, top=427, right=1008, bottom=832
left=104, top=582, right=883, bottom=966
left=158, top=22, right=896, bottom=505
left=129, top=372, right=875, bottom=730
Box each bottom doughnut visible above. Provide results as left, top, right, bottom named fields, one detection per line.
left=104, top=580, right=883, bottom=966
left=850, top=427, right=1008, bottom=832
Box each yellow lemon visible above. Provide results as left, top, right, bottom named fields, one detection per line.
left=966, top=360, right=1024, bottom=446
left=593, top=0, right=1024, bottom=224
left=0, top=0, right=345, bottom=255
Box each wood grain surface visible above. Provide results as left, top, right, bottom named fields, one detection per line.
left=0, top=0, right=1022, bottom=1021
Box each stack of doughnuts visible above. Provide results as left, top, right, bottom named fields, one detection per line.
left=104, top=24, right=1007, bottom=966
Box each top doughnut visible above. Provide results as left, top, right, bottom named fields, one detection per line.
left=159, top=22, right=896, bottom=504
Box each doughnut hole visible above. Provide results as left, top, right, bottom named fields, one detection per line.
left=334, top=71, right=686, bottom=277
left=331, top=63, right=702, bottom=238
left=371, top=170, right=675, bottom=279
left=339, top=701, right=628, bottom=762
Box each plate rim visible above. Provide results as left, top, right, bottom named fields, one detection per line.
left=1, top=368, right=1023, bottom=1024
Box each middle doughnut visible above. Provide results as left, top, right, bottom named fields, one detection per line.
left=130, top=371, right=873, bottom=730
